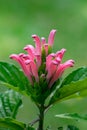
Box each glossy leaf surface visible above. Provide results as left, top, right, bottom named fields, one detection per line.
left=56, top=113, right=87, bottom=121
left=0, top=118, right=25, bottom=130
left=49, top=67, right=87, bottom=104
left=0, top=62, right=31, bottom=96
left=0, top=90, right=22, bottom=118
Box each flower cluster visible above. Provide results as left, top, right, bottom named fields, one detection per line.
left=10, top=30, right=74, bottom=88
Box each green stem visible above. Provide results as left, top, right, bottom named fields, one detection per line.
left=29, top=104, right=52, bottom=127
left=38, top=104, right=45, bottom=130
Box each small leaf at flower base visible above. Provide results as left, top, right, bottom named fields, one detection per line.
left=30, top=80, right=48, bottom=104
left=55, top=113, right=87, bottom=121
left=49, top=67, right=87, bottom=105
left=0, top=62, right=31, bottom=96
left=48, top=45, right=52, bottom=54
left=0, top=90, right=22, bottom=118
left=0, top=118, right=26, bottom=130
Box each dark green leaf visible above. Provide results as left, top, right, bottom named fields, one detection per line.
left=61, top=67, right=87, bottom=87
left=58, top=126, right=63, bottom=130
left=55, top=113, right=87, bottom=121
left=27, top=126, right=35, bottom=130
left=49, top=77, right=87, bottom=104
left=49, top=67, right=87, bottom=104
left=67, top=125, right=79, bottom=130
left=0, top=118, right=26, bottom=130
left=57, top=125, right=79, bottom=130
left=0, top=90, right=22, bottom=118
left=0, top=62, right=31, bottom=96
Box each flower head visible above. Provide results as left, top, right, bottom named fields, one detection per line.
left=10, top=29, right=74, bottom=87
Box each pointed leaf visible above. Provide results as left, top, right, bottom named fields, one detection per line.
left=0, top=118, right=26, bottom=130
left=55, top=113, right=87, bottom=121
left=0, top=62, right=31, bottom=96
left=0, top=90, right=22, bottom=118
left=49, top=67, right=87, bottom=104
left=50, top=77, right=87, bottom=104
left=61, top=67, right=87, bottom=87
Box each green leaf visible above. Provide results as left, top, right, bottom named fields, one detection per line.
left=67, top=125, right=79, bottom=130
left=49, top=67, right=87, bottom=104
left=57, top=127, right=63, bottom=130
left=0, top=118, right=26, bottom=130
left=61, top=67, right=87, bottom=87
left=27, top=126, right=35, bottom=130
left=57, top=126, right=79, bottom=130
left=79, top=89, right=87, bottom=97
left=55, top=113, right=87, bottom=121
left=0, top=90, right=22, bottom=118
left=0, top=62, right=31, bottom=96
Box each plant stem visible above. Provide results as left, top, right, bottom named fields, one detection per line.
left=38, top=104, right=45, bottom=130
left=29, top=104, right=52, bottom=127
left=29, top=118, right=39, bottom=126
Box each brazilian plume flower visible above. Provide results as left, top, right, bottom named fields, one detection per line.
left=10, top=29, right=74, bottom=88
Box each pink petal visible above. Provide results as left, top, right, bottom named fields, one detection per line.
left=26, top=60, right=39, bottom=82
left=35, top=54, right=41, bottom=68
left=55, top=57, right=61, bottom=63
left=41, top=37, right=46, bottom=44
left=48, top=29, right=56, bottom=46
left=10, top=54, right=33, bottom=85
left=10, top=54, right=27, bottom=75
left=56, top=48, right=66, bottom=59
left=44, top=44, right=48, bottom=55
left=22, top=54, right=30, bottom=60
left=46, top=60, right=58, bottom=81
left=46, top=53, right=55, bottom=71
left=24, top=45, right=35, bottom=60
left=32, top=35, right=41, bottom=55
left=48, top=60, right=74, bottom=88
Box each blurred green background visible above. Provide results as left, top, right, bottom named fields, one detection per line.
left=0, top=0, right=87, bottom=129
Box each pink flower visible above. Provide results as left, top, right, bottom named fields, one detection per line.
left=46, top=49, right=66, bottom=81
left=32, top=35, right=41, bottom=55
left=24, top=45, right=41, bottom=68
left=47, top=60, right=74, bottom=88
left=41, top=29, right=56, bottom=55
left=48, top=29, right=57, bottom=46
left=10, top=54, right=34, bottom=84
left=10, top=29, right=74, bottom=87
left=46, top=48, right=74, bottom=88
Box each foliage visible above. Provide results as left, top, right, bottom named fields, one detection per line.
left=0, top=61, right=87, bottom=129
left=56, top=113, right=87, bottom=121
left=0, top=89, right=22, bottom=118
left=58, top=125, right=79, bottom=130
left=0, top=30, right=87, bottom=130
left=49, top=67, right=87, bottom=105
